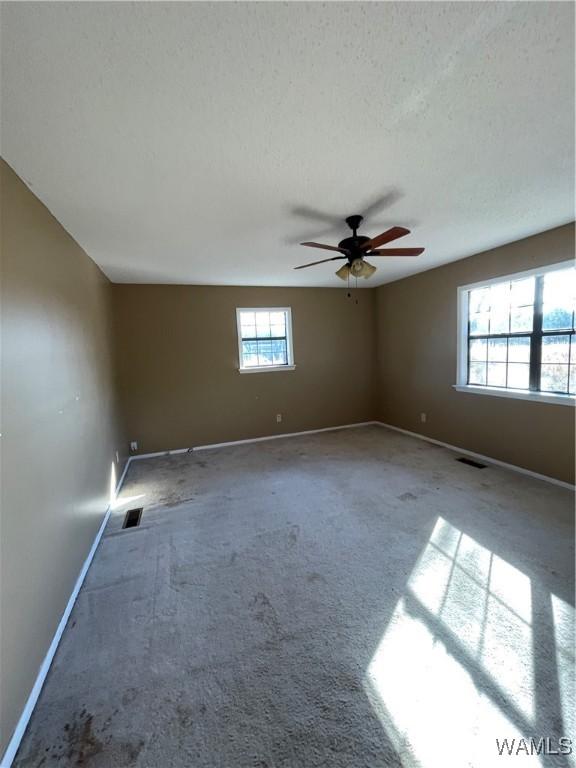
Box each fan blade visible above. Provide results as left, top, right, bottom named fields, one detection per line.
left=369, top=248, right=424, bottom=257
left=360, top=191, right=402, bottom=220
left=300, top=241, right=348, bottom=254
left=294, top=256, right=347, bottom=270
left=360, top=226, right=410, bottom=251
left=291, top=205, right=343, bottom=226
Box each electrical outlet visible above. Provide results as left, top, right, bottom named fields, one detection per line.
left=276, top=413, right=282, bottom=423
left=130, top=441, right=138, bottom=452
left=420, top=413, right=427, bottom=423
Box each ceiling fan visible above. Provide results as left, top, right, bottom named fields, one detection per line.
left=294, top=215, right=424, bottom=280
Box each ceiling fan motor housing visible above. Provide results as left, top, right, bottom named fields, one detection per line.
left=338, top=235, right=371, bottom=256
left=345, top=214, right=364, bottom=232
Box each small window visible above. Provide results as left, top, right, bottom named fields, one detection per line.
left=456, top=262, right=576, bottom=403
left=236, top=308, right=295, bottom=373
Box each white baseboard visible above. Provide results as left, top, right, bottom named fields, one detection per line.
left=1, top=460, right=131, bottom=768
left=193, top=421, right=379, bottom=451
left=125, top=422, right=379, bottom=459
left=376, top=421, right=575, bottom=491
left=127, top=447, right=190, bottom=462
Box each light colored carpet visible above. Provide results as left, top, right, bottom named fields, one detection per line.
left=14, top=425, right=575, bottom=767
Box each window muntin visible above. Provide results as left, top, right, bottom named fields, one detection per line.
left=465, top=265, right=575, bottom=396
left=237, top=308, right=293, bottom=370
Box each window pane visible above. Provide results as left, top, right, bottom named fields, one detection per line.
left=510, top=306, right=533, bottom=333
left=508, top=337, right=530, bottom=362
left=489, top=310, right=509, bottom=334
left=488, top=338, right=507, bottom=362
left=269, top=312, right=285, bottom=326
left=541, top=364, right=569, bottom=394
left=272, top=340, right=287, bottom=365
left=469, top=288, right=489, bottom=313
left=570, top=366, right=576, bottom=395
left=487, top=284, right=510, bottom=334
left=510, top=277, right=534, bottom=307
left=542, top=335, right=570, bottom=365
left=240, top=311, right=256, bottom=340
left=469, top=362, right=486, bottom=385
left=242, top=341, right=259, bottom=367
left=255, top=312, right=271, bottom=338
left=240, top=311, right=255, bottom=329
left=271, top=324, right=285, bottom=338
left=487, top=362, right=506, bottom=387
left=507, top=363, right=529, bottom=389
left=489, top=282, right=510, bottom=308
left=469, top=339, right=487, bottom=362
left=542, top=305, right=573, bottom=331
left=543, top=269, right=576, bottom=331
left=543, top=269, right=575, bottom=305
left=470, top=313, right=489, bottom=335
left=257, top=340, right=273, bottom=365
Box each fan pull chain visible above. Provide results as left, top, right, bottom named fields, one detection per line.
left=345, top=273, right=359, bottom=304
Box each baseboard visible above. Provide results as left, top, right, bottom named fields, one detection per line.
left=376, top=421, right=575, bottom=491
left=0, top=460, right=131, bottom=768
left=193, top=421, right=379, bottom=451
left=127, top=447, right=189, bottom=462
left=125, top=422, right=380, bottom=459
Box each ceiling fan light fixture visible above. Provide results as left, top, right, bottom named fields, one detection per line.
left=350, top=258, right=365, bottom=277
left=350, top=258, right=377, bottom=278
left=335, top=264, right=350, bottom=281
left=362, top=261, right=377, bottom=278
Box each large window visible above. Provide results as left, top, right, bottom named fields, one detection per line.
left=456, top=262, right=575, bottom=403
left=236, top=308, right=294, bottom=372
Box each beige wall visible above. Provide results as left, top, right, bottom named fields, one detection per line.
left=111, top=285, right=376, bottom=453
left=0, top=160, right=126, bottom=759
left=375, top=223, right=575, bottom=484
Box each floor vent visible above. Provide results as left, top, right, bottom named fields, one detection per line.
left=123, top=507, right=143, bottom=529
left=457, top=457, right=486, bottom=469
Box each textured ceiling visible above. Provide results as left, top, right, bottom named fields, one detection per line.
left=1, top=2, right=574, bottom=286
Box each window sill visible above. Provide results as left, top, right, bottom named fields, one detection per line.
left=453, top=384, right=575, bottom=406
left=239, top=365, right=296, bottom=374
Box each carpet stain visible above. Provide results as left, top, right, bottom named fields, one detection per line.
left=250, top=592, right=282, bottom=638
left=61, top=711, right=104, bottom=765
left=288, top=524, right=300, bottom=546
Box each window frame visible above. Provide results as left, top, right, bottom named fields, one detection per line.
left=455, top=261, right=575, bottom=406
left=236, top=307, right=295, bottom=374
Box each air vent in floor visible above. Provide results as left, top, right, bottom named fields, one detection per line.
left=457, top=457, right=486, bottom=469
left=123, top=507, right=143, bottom=529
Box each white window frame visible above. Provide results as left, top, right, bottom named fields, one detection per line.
left=236, top=307, right=295, bottom=374
left=455, top=260, right=575, bottom=406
